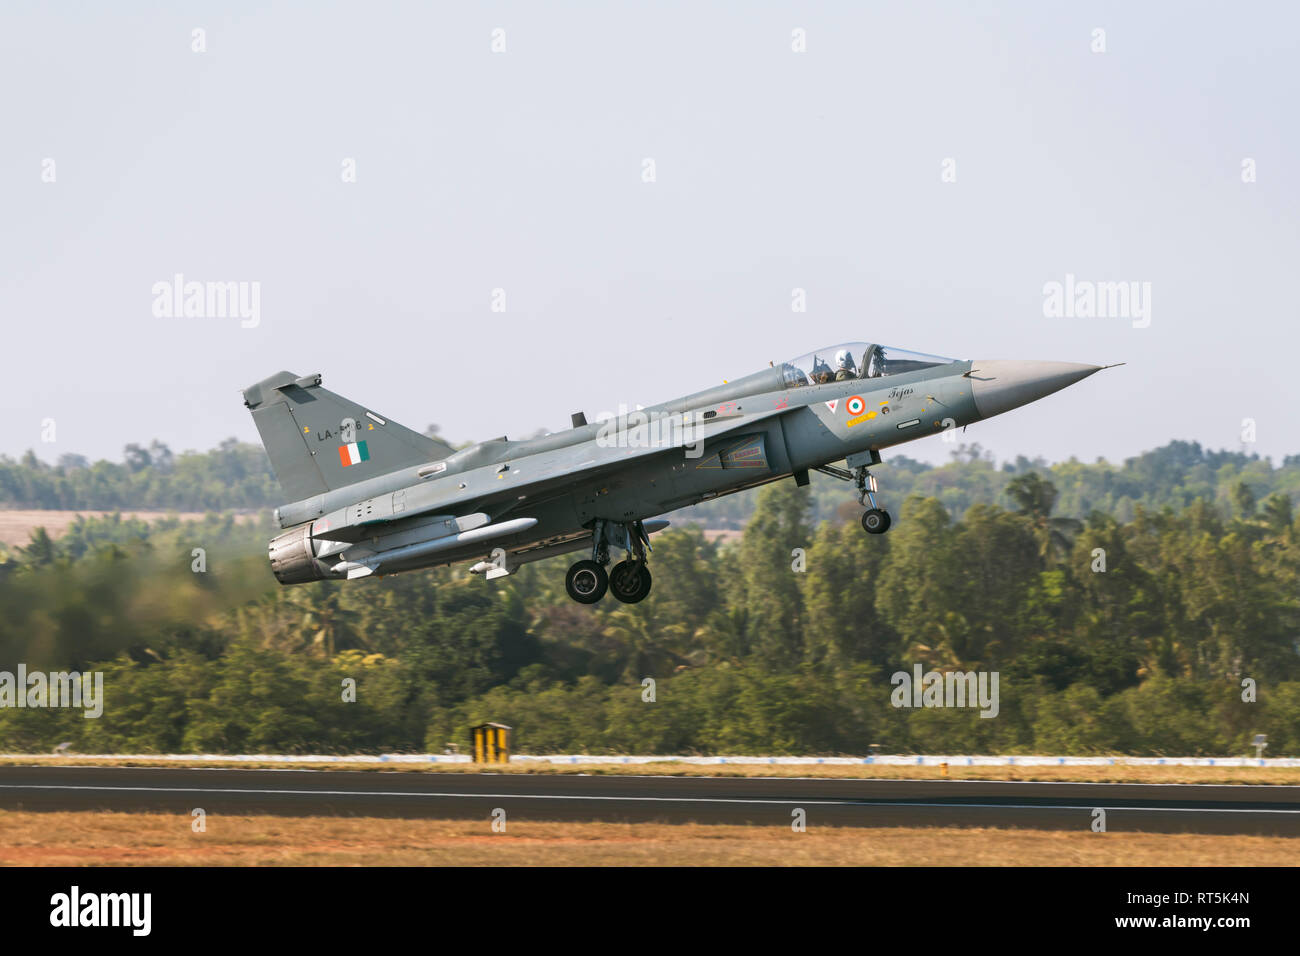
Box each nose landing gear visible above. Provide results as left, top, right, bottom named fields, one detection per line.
left=815, top=449, right=893, bottom=535
left=564, top=519, right=655, bottom=603
left=854, top=465, right=892, bottom=535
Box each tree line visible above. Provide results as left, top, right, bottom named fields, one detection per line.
left=1, top=461, right=1297, bottom=756
left=4, top=437, right=1298, bottom=528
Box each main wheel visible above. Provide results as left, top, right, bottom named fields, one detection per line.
left=565, top=560, right=608, bottom=603
left=861, top=508, right=892, bottom=534
left=609, top=560, right=653, bottom=604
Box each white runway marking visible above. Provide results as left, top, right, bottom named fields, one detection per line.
left=2, top=784, right=1299, bottom=814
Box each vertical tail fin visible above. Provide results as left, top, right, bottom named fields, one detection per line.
left=242, top=371, right=453, bottom=501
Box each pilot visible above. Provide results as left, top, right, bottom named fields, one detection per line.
left=833, top=349, right=857, bottom=381
left=810, top=357, right=834, bottom=384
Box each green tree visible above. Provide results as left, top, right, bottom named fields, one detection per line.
left=731, top=481, right=811, bottom=668
left=1005, top=472, right=1082, bottom=563
left=803, top=516, right=894, bottom=668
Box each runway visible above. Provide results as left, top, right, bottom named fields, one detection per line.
left=2, top=765, right=1299, bottom=834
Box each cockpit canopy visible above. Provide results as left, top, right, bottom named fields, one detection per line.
left=779, top=343, right=958, bottom=388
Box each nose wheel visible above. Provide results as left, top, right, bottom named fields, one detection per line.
left=860, top=508, right=891, bottom=534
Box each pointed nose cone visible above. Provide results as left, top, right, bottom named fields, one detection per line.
left=969, top=360, right=1102, bottom=419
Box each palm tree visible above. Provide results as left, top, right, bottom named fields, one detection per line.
left=600, top=605, right=694, bottom=681
left=19, top=527, right=57, bottom=566
left=1005, top=473, right=1082, bottom=563
left=281, top=584, right=368, bottom=657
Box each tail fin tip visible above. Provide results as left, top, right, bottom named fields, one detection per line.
left=243, top=371, right=321, bottom=410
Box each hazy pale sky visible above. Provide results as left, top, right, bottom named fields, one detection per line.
left=3, top=2, right=1296, bottom=468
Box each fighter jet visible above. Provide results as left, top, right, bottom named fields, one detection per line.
left=243, top=344, right=1110, bottom=604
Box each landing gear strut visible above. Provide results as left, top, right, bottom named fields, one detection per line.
left=565, top=519, right=654, bottom=603
left=815, top=449, right=893, bottom=535
left=854, top=466, right=891, bottom=535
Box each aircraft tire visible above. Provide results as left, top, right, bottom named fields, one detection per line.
left=566, top=560, right=609, bottom=603
left=861, top=509, right=892, bottom=534
left=609, top=560, right=653, bottom=604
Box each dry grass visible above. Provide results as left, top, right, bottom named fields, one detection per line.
left=5, top=756, right=1298, bottom=787
left=0, top=810, right=1295, bottom=866
left=0, top=509, right=261, bottom=547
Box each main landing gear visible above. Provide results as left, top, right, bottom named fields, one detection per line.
left=565, top=519, right=654, bottom=604
left=565, top=560, right=607, bottom=603
left=815, top=449, right=893, bottom=535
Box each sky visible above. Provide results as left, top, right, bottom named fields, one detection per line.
left=2, top=1, right=1296, bottom=469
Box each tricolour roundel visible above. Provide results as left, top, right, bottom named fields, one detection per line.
left=846, top=395, right=866, bottom=416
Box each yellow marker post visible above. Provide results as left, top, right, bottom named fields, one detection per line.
left=472, top=722, right=512, bottom=764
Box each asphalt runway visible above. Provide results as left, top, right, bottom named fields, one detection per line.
left=2, top=765, right=1298, bottom=834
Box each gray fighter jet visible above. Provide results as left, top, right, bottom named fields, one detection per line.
left=243, top=344, right=1110, bottom=604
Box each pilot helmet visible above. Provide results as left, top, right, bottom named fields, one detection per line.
left=834, top=348, right=854, bottom=370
